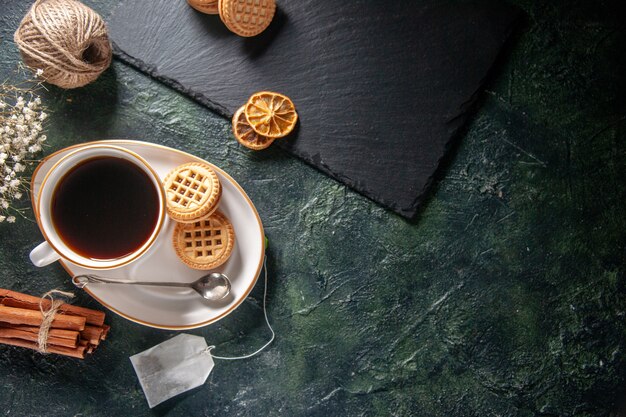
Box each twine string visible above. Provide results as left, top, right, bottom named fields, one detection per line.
left=13, top=0, right=112, bottom=89
left=37, top=289, right=74, bottom=353
left=207, top=256, right=275, bottom=360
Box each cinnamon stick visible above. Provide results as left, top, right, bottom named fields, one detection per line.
left=0, top=289, right=105, bottom=326
left=100, top=324, right=110, bottom=341
left=0, top=336, right=86, bottom=359
left=0, top=327, right=78, bottom=349
left=80, top=325, right=104, bottom=346
left=0, top=322, right=79, bottom=342
left=0, top=305, right=86, bottom=331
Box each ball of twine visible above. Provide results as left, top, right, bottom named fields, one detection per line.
left=14, top=0, right=112, bottom=89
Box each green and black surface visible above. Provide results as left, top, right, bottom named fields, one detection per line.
left=1, top=0, right=625, bottom=416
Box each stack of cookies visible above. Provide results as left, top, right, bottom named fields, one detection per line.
left=232, top=91, right=298, bottom=150
left=187, top=0, right=276, bottom=38
left=163, top=162, right=235, bottom=270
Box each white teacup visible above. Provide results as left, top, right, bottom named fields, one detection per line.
left=30, top=145, right=166, bottom=269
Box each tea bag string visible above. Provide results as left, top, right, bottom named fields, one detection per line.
left=38, top=289, right=75, bottom=353
left=207, top=256, right=275, bottom=360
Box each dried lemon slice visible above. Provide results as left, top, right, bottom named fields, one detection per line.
left=244, top=91, right=298, bottom=138
left=232, top=105, right=275, bottom=150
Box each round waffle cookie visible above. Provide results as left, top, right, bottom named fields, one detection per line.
left=244, top=91, right=298, bottom=138
left=163, top=162, right=222, bottom=223
left=232, top=105, right=274, bottom=150
left=188, top=0, right=219, bottom=14
left=173, top=211, right=235, bottom=270
left=218, top=0, right=276, bottom=37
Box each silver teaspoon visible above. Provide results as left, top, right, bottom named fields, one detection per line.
left=72, top=273, right=231, bottom=301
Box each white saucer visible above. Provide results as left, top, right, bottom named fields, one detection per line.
left=31, top=140, right=265, bottom=329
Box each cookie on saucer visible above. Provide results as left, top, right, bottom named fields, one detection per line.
left=173, top=211, right=235, bottom=270
left=163, top=162, right=221, bottom=223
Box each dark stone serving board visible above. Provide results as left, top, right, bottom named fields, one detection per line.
left=108, top=0, right=520, bottom=218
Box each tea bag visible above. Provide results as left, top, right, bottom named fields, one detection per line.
left=130, top=334, right=214, bottom=408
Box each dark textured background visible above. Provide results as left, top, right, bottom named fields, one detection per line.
left=1, top=0, right=626, bottom=416
left=108, top=0, right=520, bottom=218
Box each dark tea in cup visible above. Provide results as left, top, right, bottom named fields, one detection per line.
left=51, top=156, right=160, bottom=260
left=30, top=145, right=165, bottom=269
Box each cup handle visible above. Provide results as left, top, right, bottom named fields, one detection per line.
left=29, top=241, right=61, bottom=267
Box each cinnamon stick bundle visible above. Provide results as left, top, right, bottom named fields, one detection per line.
left=0, top=289, right=105, bottom=326
left=0, top=288, right=110, bottom=359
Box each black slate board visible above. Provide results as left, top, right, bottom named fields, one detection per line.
left=109, top=0, right=520, bottom=218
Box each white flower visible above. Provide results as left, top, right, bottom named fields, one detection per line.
left=1, top=81, right=47, bottom=224
left=35, top=69, right=44, bottom=77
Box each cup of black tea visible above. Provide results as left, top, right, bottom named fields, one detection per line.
left=30, top=145, right=166, bottom=269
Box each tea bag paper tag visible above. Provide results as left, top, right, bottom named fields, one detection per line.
left=130, top=334, right=214, bottom=408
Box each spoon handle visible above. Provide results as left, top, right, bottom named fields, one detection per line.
left=72, top=274, right=191, bottom=289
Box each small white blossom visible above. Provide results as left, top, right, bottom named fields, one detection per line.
left=35, top=69, right=44, bottom=77
left=0, top=82, right=46, bottom=224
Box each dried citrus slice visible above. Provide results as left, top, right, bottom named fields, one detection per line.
left=244, top=91, right=298, bottom=138
left=232, top=105, right=274, bottom=150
